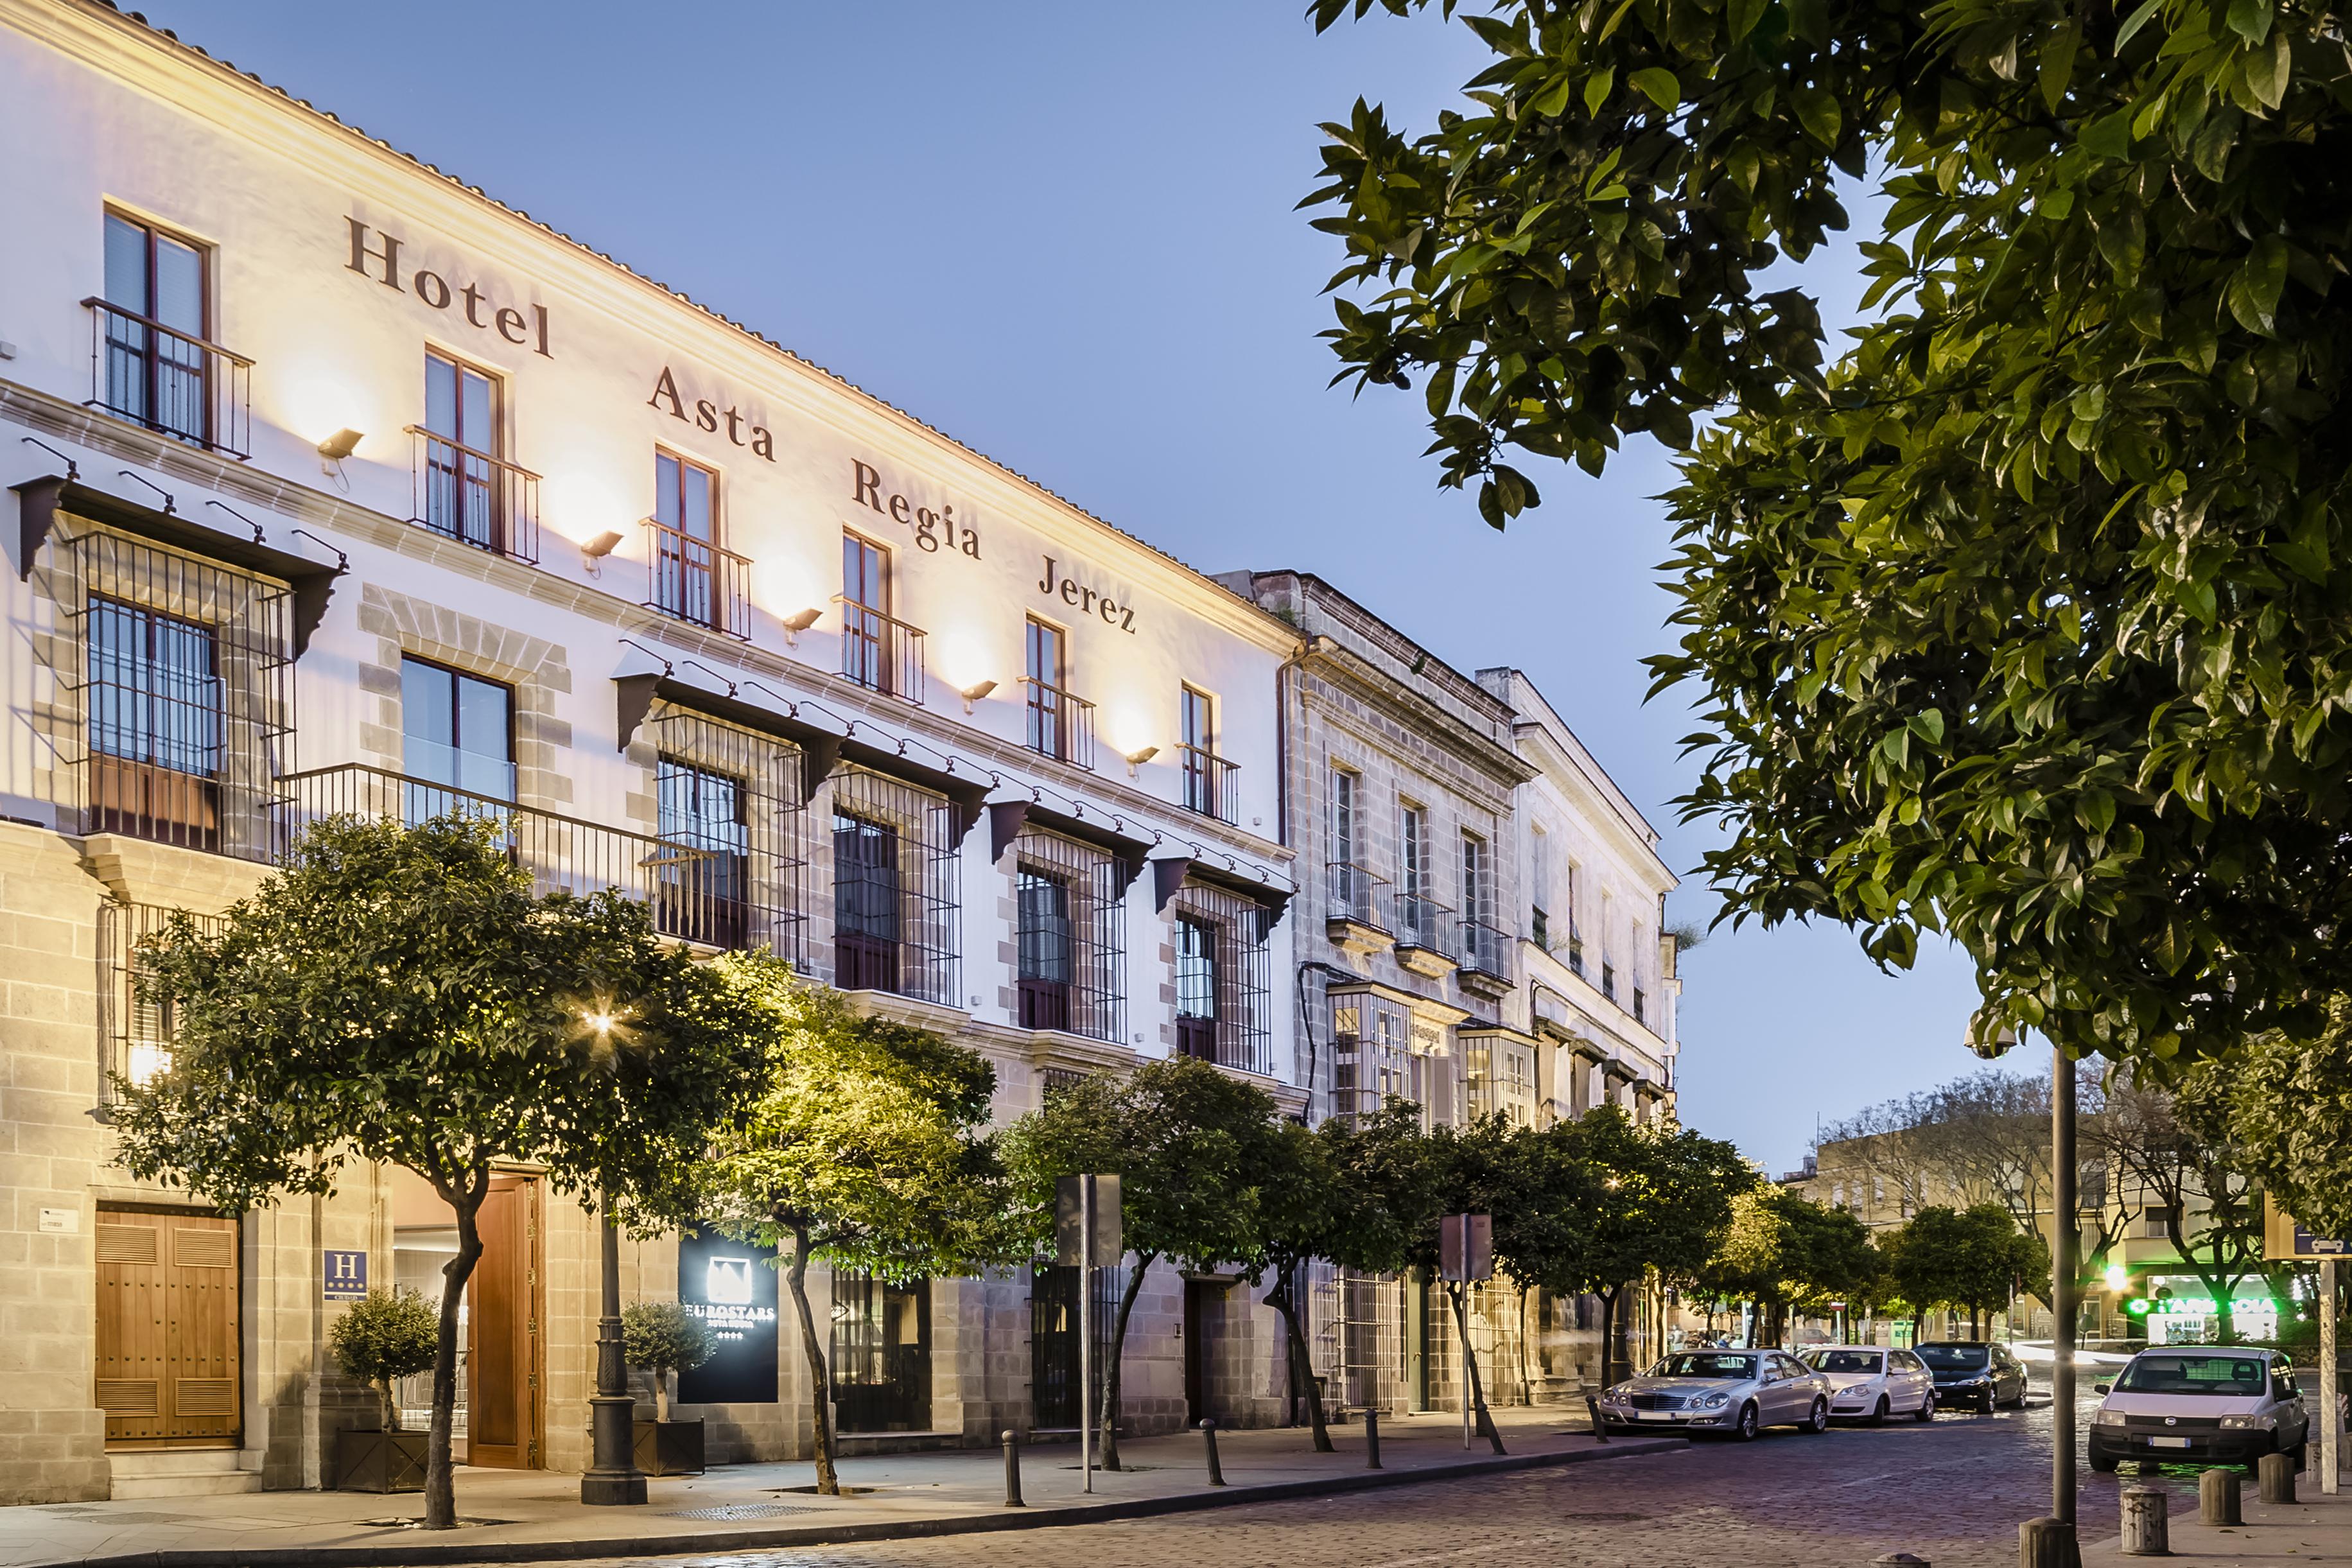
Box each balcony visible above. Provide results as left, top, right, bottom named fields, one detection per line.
left=407, top=427, right=541, bottom=564
left=83, top=297, right=252, bottom=460
left=1458, top=918, right=1513, bottom=1000
left=279, top=763, right=804, bottom=962
left=1020, top=678, right=1097, bottom=769
left=1325, top=860, right=1390, bottom=955
left=1179, top=745, right=1240, bottom=824
left=1390, top=891, right=1457, bottom=979
left=647, top=519, right=751, bottom=639
left=834, top=597, right=927, bottom=705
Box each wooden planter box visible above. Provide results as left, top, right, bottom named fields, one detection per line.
left=334, top=1428, right=430, bottom=1492
left=633, top=1418, right=705, bottom=1476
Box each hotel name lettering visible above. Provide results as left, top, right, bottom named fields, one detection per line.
left=346, top=218, right=552, bottom=356
left=850, top=462, right=1138, bottom=632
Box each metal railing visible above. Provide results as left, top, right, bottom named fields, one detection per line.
left=1391, top=892, right=1456, bottom=957
left=1020, top=678, right=1097, bottom=769
left=407, top=427, right=541, bottom=564
left=1327, top=861, right=1389, bottom=928
left=278, top=763, right=804, bottom=957
left=834, top=597, right=927, bottom=704
left=1179, top=745, right=1240, bottom=823
left=1459, top=919, right=1510, bottom=981
left=83, top=297, right=252, bottom=459
left=646, top=518, right=752, bottom=639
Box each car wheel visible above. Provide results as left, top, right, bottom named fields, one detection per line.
left=2090, top=1450, right=2119, bottom=1474
left=1800, top=1397, right=1829, bottom=1434
left=1980, top=1391, right=1996, bottom=1414
left=1733, top=1401, right=1760, bottom=1442
left=1868, top=1395, right=1890, bottom=1427
left=1914, top=1390, right=1936, bottom=1422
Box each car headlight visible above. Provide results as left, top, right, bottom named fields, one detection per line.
left=1700, top=1391, right=1730, bottom=1409
left=2093, top=1409, right=2130, bottom=1427
left=2219, top=1415, right=2278, bottom=1431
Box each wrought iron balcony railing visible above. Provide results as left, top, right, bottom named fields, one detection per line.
left=83, top=297, right=252, bottom=459
left=407, top=427, right=541, bottom=564
left=1178, top=745, right=1240, bottom=824
left=1020, top=678, right=1097, bottom=770
left=647, top=518, right=751, bottom=639
left=1459, top=918, right=1510, bottom=981
left=1327, top=861, right=1389, bottom=928
left=1391, top=892, right=1456, bottom=958
left=834, top=597, right=927, bottom=705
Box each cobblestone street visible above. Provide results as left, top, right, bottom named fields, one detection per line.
left=493, top=1398, right=2201, bottom=1568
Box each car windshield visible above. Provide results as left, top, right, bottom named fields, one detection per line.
left=1802, top=1350, right=1883, bottom=1374
left=2114, top=1355, right=2268, bottom=1396
left=1917, top=1346, right=1991, bottom=1370
left=1651, top=1353, right=1757, bottom=1379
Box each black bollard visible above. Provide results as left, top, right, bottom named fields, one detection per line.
left=1364, top=1405, right=1383, bottom=1470
left=1002, top=1429, right=1025, bottom=1508
left=1201, top=1418, right=1226, bottom=1486
left=1587, top=1395, right=1610, bottom=1443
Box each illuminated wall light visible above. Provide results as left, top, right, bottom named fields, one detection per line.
left=781, top=607, right=823, bottom=647
left=959, top=679, right=998, bottom=715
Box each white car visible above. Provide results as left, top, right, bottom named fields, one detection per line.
left=2089, top=1346, right=2310, bottom=1472
left=1799, top=1345, right=1938, bottom=1424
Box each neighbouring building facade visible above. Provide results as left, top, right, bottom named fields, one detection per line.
left=0, top=0, right=1694, bottom=1506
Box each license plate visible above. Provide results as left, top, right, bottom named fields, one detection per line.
left=1637, top=1411, right=1675, bottom=1421
left=2146, top=1436, right=2191, bottom=1450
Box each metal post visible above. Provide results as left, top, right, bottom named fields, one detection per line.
left=1364, top=1404, right=1382, bottom=1468
left=2322, top=1257, right=2340, bottom=1496
left=1080, top=1177, right=1095, bottom=1495
left=2052, top=1045, right=2078, bottom=1532
left=1201, top=1418, right=1225, bottom=1485
left=580, top=1200, right=647, bottom=1505
left=1587, top=1395, right=1610, bottom=1442
left=1002, top=1429, right=1025, bottom=1508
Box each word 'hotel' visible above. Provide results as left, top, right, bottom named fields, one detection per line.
left=0, top=0, right=1683, bottom=1503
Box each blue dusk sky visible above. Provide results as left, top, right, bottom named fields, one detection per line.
left=128, top=0, right=1989, bottom=1174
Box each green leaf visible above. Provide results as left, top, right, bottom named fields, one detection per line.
left=2226, top=234, right=2289, bottom=334
left=1727, top=0, right=1768, bottom=42
left=1630, top=67, right=1682, bottom=111
left=2038, top=21, right=2082, bottom=112
left=1583, top=66, right=1616, bottom=116
left=1794, top=87, right=1841, bottom=148
left=2114, top=0, right=2164, bottom=49
left=2225, top=0, right=2272, bottom=45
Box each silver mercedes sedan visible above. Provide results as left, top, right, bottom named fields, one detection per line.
left=1593, top=1348, right=1833, bottom=1440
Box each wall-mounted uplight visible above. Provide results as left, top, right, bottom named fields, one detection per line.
left=315, top=428, right=363, bottom=478
left=1124, top=744, right=1160, bottom=778
left=959, top=679, right=998, bottom=715
left=580, top=529, right=624, bottom=578
left=781, top=607, right=823, bottom=647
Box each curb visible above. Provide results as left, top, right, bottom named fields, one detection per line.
left=55, top=1436, right=1688, bottom=1568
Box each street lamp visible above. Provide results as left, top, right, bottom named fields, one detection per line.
left=579, top=1006, right=647, bottom=1506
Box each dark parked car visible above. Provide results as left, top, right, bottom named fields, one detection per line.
left=1915, top=1341, right=2030, bottom=1412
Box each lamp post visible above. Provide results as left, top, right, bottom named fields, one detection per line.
left=579, top=1009, right=647, bottom=1506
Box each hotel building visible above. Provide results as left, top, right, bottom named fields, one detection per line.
left=0, top=0, right=1686, bottom=1504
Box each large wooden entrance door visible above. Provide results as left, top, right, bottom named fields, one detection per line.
left=466, top=1175, right=541, bottom=1468
left=95, top=1208, right=240, bottom=1449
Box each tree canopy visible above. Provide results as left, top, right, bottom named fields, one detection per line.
left=2209, top=999, right=2352, bottom=1240
left=1307, top=0, right=2352, bottom=1068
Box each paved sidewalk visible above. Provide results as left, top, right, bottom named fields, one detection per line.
left=2083, top=1477, right=2352, bottom=1565
left=4, top=1407, right=1679, bottom=1568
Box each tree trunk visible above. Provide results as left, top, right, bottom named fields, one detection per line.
left=1445, top=1282, right=1505, bottom=1453
left=1517, top=1285, right=1532, bottom=1404
left=654, top=1370, right=670, bottom=1424
left=783, top=1225, right=839, bottom=1495
left=1099, top=1253, right=1152, bottom=1471
left=1597, top=1287, right=1619, bottom=1386
left=1266, top=1271, right=1334, bottom=1452
left=1911, top=1307, right=1923, bottom=1342
left=424, top=1169, right=488, bottom=1531
left=377, top=1377, right=398, bottom=1433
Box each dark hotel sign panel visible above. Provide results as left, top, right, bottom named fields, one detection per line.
left=677, top=1222, right=780, bottom=1405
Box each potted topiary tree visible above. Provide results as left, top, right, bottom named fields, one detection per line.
left=327, top=1287, right=439, bottom=1491
left=623, top=1300, right=715, bottom=1476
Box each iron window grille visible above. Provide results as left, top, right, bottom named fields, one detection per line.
left=98, top=899, right=229, bottom=1104
left=1170, top=878, right=1273, bottom=1076
left=647, top=705, right=807, bottom=965
left=829, top=1273, right=932, bottom=1433
left=1013, top=827, right=1125, bottom=1045
left=1330, top=991, right=1411, bottom=1122
left=1463, top=1038, right=1536, bottom=1124
left=828, top=765, right=961, bottom=1006
left=62, top=525, right=294, bottom=860
left=1030, top=1262, right=1123, bottom=1431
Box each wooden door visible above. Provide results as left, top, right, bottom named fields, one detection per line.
left=95, top=1208, right=240, bottom=1449
left=1183, top=1279, right=1224, bottom=1427
left=466, top=1175, right=541, bottom=1468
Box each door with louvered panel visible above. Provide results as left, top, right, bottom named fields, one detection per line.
left=94, top=1209, right=240, bottom=1448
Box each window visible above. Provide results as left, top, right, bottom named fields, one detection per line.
left=1012, top=828, right=1124, bottom=1043
left=842, top=533, right=893, bottom=692
left=1332, top=992, right=1410, bottom=1120
left=830, top=1273, right=931, bottom=1433
left=652, top=451, right=721, bottom=628
left=421, top=352, right=503, bottom=550
left=401, top=657, right=514, bottom=814
left=1017, top=865, right=1076, bottom=1032
left=1602, top=961, right=1617, bottom=1000
left=1530, top=827, right=1551, bottom=948
left=1327, top=767, right=1380, bottom=925
left=1396, top=803, right=1443, bottom=949
left=829, top=767, right=960, bottom=1004
left=1461, top=832, right=1502, bottom=976
left=100, top=212, right=211, bottom=446
left=657, top=758, right=749, bottom=948
left=88, top=598, right=222, bottom=849
left=1565, top=861, right=1585, bottom=973
left=1179, top=686, right=1230, bottom=819
left=1634, top=987, right=1648, bottom=1025
left=1024, top=618, right=1088, bottom=763
left=833, top=812, right=903, bottom=993
left=1175, top=914, right=1217, bottom=1061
